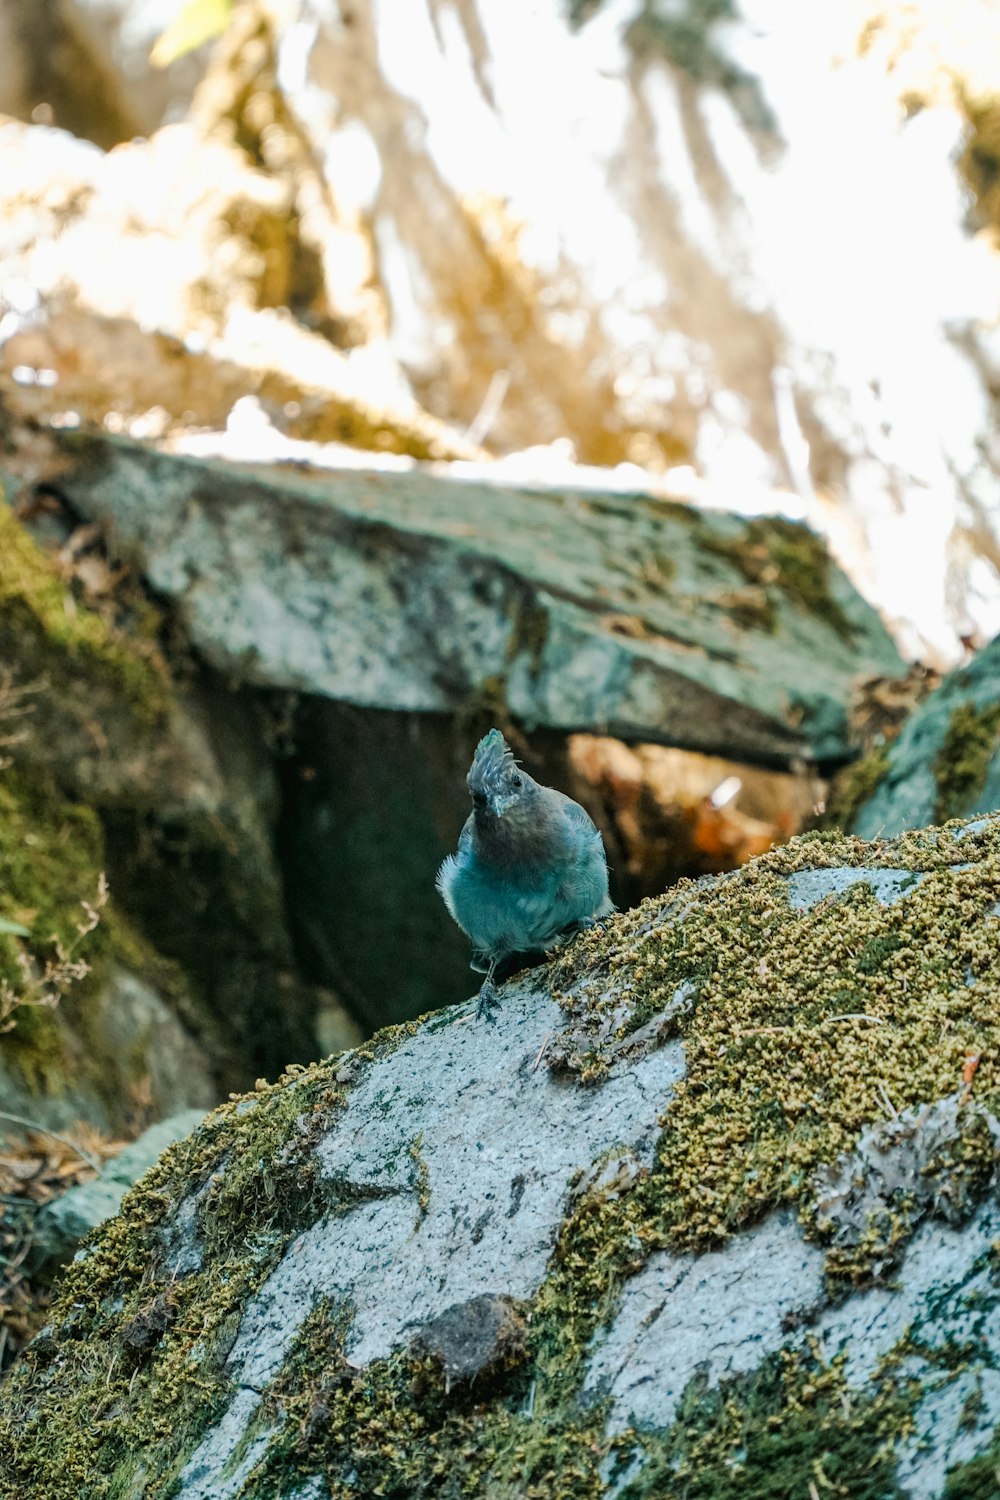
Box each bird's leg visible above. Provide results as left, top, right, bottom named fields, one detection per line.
left=476, top=957, right=501, bottom=1022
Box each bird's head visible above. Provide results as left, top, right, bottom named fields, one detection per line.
left=467, top=729, right=537, bottom=821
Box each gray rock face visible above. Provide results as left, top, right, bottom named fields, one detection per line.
left=586, top=1140, right=1000, bottom=1500
left=56, top=433, right=904, bottom=765
left=583, top=1211, right=826, bottom=1434
left=852, top=632, right=1000, bottom=838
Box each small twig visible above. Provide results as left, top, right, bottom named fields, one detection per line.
left=531, top=1032, right=552, bottom=1073
left=0, top=1112, right=101, bottom=1172
left=875, top=1080, right=898, bottom=1119
left=824, top=1013, right=883, bottom=1025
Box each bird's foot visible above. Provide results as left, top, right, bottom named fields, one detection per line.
left=551, top=917, right=596, bottom=950
left=476, top=976, right=501, bottom=1023
left=568, top=911, right=615, bottom=939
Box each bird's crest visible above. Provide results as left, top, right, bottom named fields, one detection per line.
left=468, top=728, right=518, bottom=800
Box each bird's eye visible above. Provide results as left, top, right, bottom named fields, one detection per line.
left=511, top=773, right=523, bottom=789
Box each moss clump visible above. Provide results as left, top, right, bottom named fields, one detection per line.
left=0, top=765, right=205, bottom=1117
left=617, top=1349, right=912, bottom=1500
left=823, top=744, right=891, bottom=832
left=0, top=496, right=169, bottom=725
left=552, top=820, right=1000, bottom=1258
left=701, top=517, right=859, bottom=644
left=243, top=1287, right=613, bottom=1499
left=944, top=1434, right=1000, bottom=1497
left=236, top=1167, right=914, bottom=1498
left=0, top=1012, right=426, bottom=1498
left=933, top=699, right=1000, bottom=823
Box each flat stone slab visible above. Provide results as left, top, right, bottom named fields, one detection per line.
left=55, top=433, right=904, bottom=763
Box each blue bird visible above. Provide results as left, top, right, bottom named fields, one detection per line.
left=437, top=729, right=614, bottom=1018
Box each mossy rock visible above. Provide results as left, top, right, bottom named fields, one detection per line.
left=0, top=485, right=331, bottom=1096
left=0, top=762, right=215, bottom=1132
left=848, top=632, right=1000, bottom=838
left=4, top=814, right=1000, bottom=1497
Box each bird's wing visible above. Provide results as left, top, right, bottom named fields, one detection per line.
left=551, top=788, right=603, bottom=843
left=456, top=812, right=475, bottom=856
left=551, top=789, right=615, bottom=916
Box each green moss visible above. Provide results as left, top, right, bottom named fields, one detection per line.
left=617, top=1350, right=912, bottom=1500
left=0, top=765, right=205, bottom=1113
left=823, top=745, right=892, bottom=832
left=821, top=1102, right=1000, bottom=1290
left=0, top=1059, right=353, bottom=1499
left=933, top=699, right=1000, bottom=823
left=0, top=765, right=109, bottom=1090
left=701, top=517, right=859, bottom=644
left=235, top=1180, right=914, bottom=1499
left=944, top=1433, right=1000, bottom=1498
left=244, top=1290, right=611, bottom=1499
left=0, top=496, right=170, bottom=725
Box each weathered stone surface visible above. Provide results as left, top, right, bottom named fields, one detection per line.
left=414, top=1294, right=526, bottom=1388
left=55, top=432, right=904, bottom=764
left=851, top=632, right=1000, bottom=838
left=4, top=815, right=1000, bottom=1497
